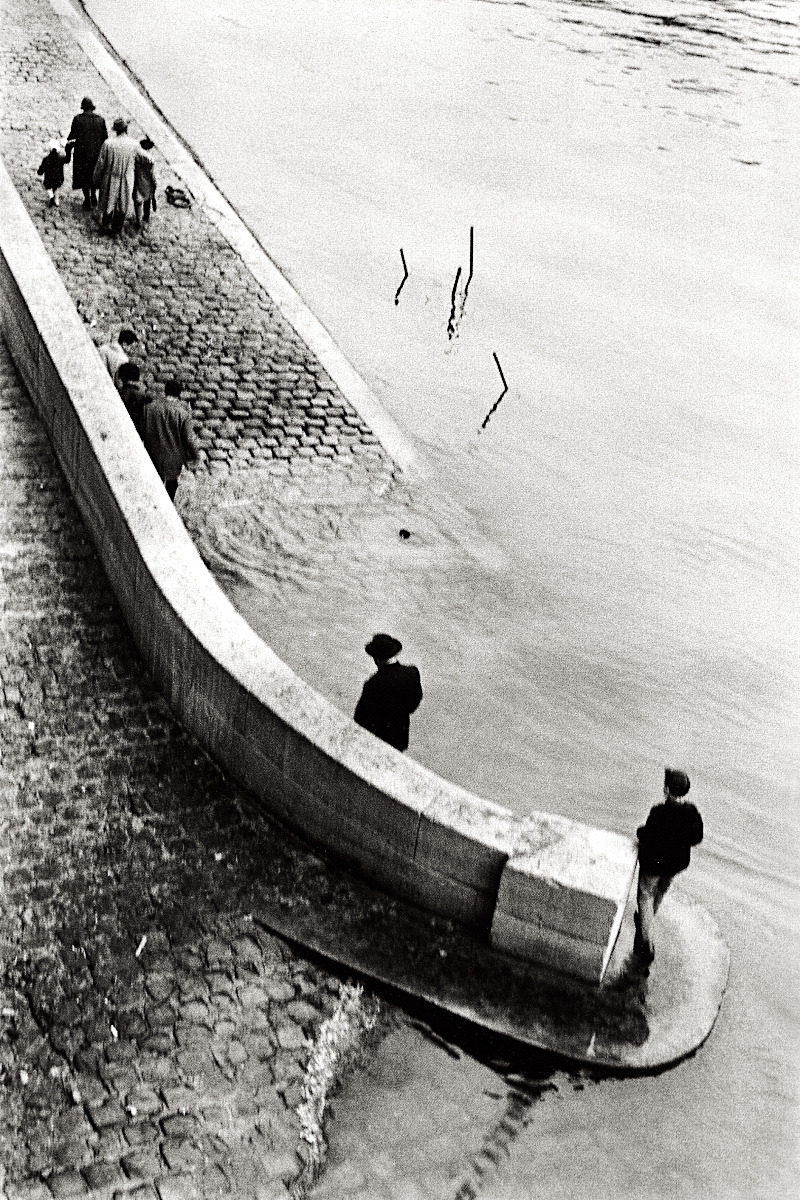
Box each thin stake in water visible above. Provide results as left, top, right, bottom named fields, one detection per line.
left=480, top=354, right=508, bottom=430
left=395, top=249, right=409, bottom=304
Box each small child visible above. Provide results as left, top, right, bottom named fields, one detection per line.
left=37, top=141, right=70, bottom=207
left=133, top=137, right=157, bottom=230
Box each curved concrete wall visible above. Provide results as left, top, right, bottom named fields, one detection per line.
left=0, top=159, right=637, bottom=984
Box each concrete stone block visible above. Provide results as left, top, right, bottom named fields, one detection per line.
left=490, top=825, right=637, bottom=980
left=490, top=907, right=607, bottom=983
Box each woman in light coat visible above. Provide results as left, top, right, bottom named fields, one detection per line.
left=92, top=117, right=139, bottom=236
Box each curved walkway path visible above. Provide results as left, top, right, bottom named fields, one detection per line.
left=0, top=337, right=360, bottom=1198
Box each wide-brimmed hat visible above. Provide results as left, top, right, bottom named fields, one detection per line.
left=112, top=117, right=129, bottom=133
left=365, top=634, right=402, bottom=659
left=80, top=96, right=95, bottom=111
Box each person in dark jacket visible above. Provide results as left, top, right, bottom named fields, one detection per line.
left=117, top=362, right=151, bottom=440
left=65, top=97, right=108, bottom=209
left=37, top=142, right=69, bottom=207
left=634, top=767, right=703, bottom=962
left=354, top=634, right=423, bottom=752
left=142, top=379, right=200, bottom=501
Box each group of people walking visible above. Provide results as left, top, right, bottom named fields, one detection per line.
left=38, top=97, right=156, bottom=234
left=97, top=327, right=199, bottom=499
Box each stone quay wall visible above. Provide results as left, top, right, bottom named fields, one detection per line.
left=0, top=143, right=637, bottom=989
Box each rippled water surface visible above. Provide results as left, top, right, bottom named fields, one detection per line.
left=86, top=0, right=799, bottom=1193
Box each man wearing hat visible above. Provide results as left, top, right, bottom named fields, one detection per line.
left=66, top=97, right=107, bottom=209
left=354, top=635, right=423, bottom=752
left=634, top=767, right=704, bottom=963
left=92, top=117, right=139, bottom=236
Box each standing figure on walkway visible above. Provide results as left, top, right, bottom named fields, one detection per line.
left=97, top=328, right=137, bottom=388
left=93, top=117, right=139, bottom=237
left=634, top=767, right=704, bottom=963
left=354, top=634, right=423, bottom=752
left=65, top=96, right=107, bottom=209
left=143, top=380, right=200, bottom=502
left=36, top=141, right=69, bottom=208
left=117, top=362, right=151, bottom=440
left=133, top=137, right=157, bottom=230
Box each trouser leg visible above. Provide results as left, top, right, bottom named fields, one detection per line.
left=111, top=209, right=125, bottom=236
left=46, top=188, right=55, bottom=205
left=82, top=187, right=91, bottom=209
left=165, top=478, right=179, bottom=502
left=143, top=199, right=151, bottom=224
left=134, top=200, right=143, bottom=229
left=653, top=874, right=674, bottom=915
left=635, top=871, right=658, bottom=956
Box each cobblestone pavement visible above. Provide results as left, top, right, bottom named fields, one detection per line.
left=0, top=0, right=389, bottom=479
left=0, top=0, right=403, bottom=1192
left=0, top=339, right=385, bottom=1197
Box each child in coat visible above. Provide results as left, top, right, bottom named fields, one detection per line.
left=37, top=141, right=70, bottom=207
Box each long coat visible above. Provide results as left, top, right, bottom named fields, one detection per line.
left=66, top=111, right=108, bottom=191
left=93, top=133, right=139, bottom=217
left=133, top=151, right=156, bottom=203
left=143, top=397, right=200, bottom=481
left=354, top=662, right=423, bottom=751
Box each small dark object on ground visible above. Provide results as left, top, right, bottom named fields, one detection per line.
left=399, top=528, right=411, bottom=539
left=165, top=185, right=191, bottom=209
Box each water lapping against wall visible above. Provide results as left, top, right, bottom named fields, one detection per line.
left=80, top=0, right=799, bottom=1192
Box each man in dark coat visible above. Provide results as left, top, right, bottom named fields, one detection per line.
left=634, top=767, right=704, bottom=962
left=117, top=362, right=151, bottom=440
left=65, top=97, right=108, bottom=209
left=354, top=634, right=423, bottom=752
left=142, top=379, right=200, bottom=502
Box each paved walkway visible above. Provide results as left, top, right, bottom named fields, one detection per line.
left=0, top=0, right=388, bottom=480
left=0, top=0, right=410, bottom=1194
left=0, top=335, right=383, bottom=1196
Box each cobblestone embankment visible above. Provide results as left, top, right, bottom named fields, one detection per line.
left=0, top=0, right=399, bottom=1192
left=0, top=0, right=389, bottom=480
left=0, top=339, right=385, bottom=1196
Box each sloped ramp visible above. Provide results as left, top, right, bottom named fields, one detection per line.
left=250, top=841, right=730, bottom=1071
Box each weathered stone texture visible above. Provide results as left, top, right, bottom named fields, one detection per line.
left=0, top=342, right=333, bottom=1196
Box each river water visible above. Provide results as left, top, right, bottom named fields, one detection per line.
left=81, top=0, right=799, bottom=1194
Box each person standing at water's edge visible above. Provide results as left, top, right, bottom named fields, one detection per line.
left=634, top=768, right=703, bottom=962
left=354, top=634, right=423, bottom=752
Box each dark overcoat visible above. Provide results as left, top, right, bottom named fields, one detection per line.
left=66, top=111, right=108, bottom=190
left=354, top=662, right=423, bottom=751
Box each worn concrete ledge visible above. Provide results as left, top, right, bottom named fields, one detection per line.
left=0, top=154, right=638, bottom=987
